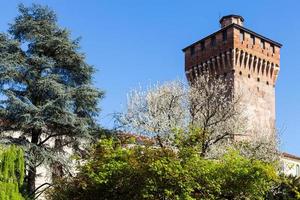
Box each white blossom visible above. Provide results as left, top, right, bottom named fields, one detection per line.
left=116, top=74, right=279, bottom=162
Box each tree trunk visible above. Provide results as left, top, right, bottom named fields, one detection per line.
left=51, top=138, right=64, bottom=182
left=27, top=165, right=36, bottom=195
left=27, top=130, right=39, bottom=195
left=200, top=129, right=208, bottom=157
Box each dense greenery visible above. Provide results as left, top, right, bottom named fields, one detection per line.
left=267, top=175, right=300, bottom=200
left=0, top=145, right=24, bottom=200
left=47, top=137, right=278, bottom=200
left=0, top=4, right=103, bottom=194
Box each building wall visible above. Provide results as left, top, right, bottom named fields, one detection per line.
left=234, top=72, right=275, bottom=137
left=232, top=27, right=279, bottom=137
left=281, top=157, right=300, bottom=177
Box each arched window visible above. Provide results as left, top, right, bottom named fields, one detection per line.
left=296, top=164, right=300, bottom=177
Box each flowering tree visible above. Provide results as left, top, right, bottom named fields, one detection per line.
left=116, top=74, right=279, bottom=161
left=187, top=75, right=242, bottom=156
left=116, top=81, right=188, bottom=147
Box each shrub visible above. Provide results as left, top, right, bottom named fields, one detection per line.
left=47, top=137, right=278, bottom=200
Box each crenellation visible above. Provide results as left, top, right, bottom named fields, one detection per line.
left=216, top=55, right=221, bottom=69
left=249, top=55, right=254, bottom=71
left=253, top=57, right=258, bottom=74
left=241, top=51, right=245, bottom=68
left=211, top=58, right=216, bottom=74
left=267, top=62, right=271, bottom=78
left=221, top=53, right=226, bottom=70
left=186, top=44, right=281, bottom=83
left=270, top=63, right=274, bottom=79
left=226, top=50, right=231, bottom=68
left=229, top=48, right=281, bottom=85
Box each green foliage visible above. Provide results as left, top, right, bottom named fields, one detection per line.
left=47, top=137, right=278, bottom=200
left=267, top=175, right=300, bottom=200
left=0, top=3, right=103, bottom=145
left=0, top=145, right=25, bottom=200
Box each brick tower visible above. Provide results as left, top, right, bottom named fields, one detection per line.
left=182, top=15, right=282, bottom=138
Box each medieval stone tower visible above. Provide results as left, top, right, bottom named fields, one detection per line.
left=182, top=15, right=282, bottom=138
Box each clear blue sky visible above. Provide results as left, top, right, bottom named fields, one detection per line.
left=1, top=0, right=299, bottom=155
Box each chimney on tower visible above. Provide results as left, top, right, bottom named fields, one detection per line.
left=219, top=14, right=244, bottom=28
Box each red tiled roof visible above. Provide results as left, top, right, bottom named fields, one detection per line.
left=116, top=132, right=155, bottom=145
left=282, top=152, right=300, bottom=161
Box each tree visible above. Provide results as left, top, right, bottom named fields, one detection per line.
left=116, top=75, right=279, bottom=161
left=116, top=75, right=241, bottom=155
left=46, top=137, right=278, bottom=200
left=0, top=145, right=25, bottom=200
left=187, top=74, right=241, bottom=157
left=116, top=81, right=188, bottom=147
left=0, top=4, right=103, bottom=195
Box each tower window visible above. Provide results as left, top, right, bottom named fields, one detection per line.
left=260, top=40, right=265, bottom=49
left=190, top=46, right=195, bottom=56
left=222, top=31, right=227, bottom=41
left=270, top=45, right=275, bottom=53
left=201, top=41, right=205, bottom=50
left=250, top=35, right=255, bottom=45
left=211, top=36, right=216, bottom=47
left=240, top=30, right=244, bottom=42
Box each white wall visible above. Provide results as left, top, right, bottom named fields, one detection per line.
left=281, top=157, right=300, bottom=177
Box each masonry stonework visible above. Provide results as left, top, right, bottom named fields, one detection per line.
left=183, top=15, right=282, bottom=139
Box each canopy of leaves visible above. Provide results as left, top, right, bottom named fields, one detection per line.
left=46, top=137, right=278, bottom=200
left=0, top=145, right=25, bottom=200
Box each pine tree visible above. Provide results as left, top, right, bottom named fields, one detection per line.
left=0, top=145, right=25, bottom=200
left=0, top=4, right=103, bottom=195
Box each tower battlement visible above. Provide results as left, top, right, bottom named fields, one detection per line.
left=183, top=15, right=282, bottom=138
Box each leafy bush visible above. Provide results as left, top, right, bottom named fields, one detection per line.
left=47, top=137, right=278, bottom=200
